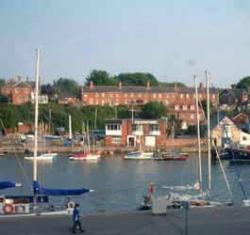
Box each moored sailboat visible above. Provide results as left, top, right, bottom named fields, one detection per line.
left=0, top=49, right=92, bottom=216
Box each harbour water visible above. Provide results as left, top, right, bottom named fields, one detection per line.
left=0, top=154, right=250, bottom=213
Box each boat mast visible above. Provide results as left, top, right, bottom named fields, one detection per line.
left=48, top=108, right=52, bottom=135
left=194, top=75, right=203, bottom=195
left=69, top=114, right=72, bottom=140
left=206, top=70, right=212, bottom=192
left=33, top=48, right=40, bottom=182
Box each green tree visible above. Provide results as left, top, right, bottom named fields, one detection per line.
left=159, top=82, right=186, bottom=88
left=236, top=76, right=250, bottom=89
left=53, top=78, right=80, bottom=96
left=116, top=73, right=158, bottom=86
left=140, top=101, right=167, bottom=119
left=86, top=70, right=116, bottom=86
left=0, top=78, right=5, bottom=87
left=0, top=105, right=18, bottom=128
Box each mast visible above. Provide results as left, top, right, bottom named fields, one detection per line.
left=194, top=75, right=203, bottom=195
left=48, top=108, right=52, bottom=135
left=206, top=70, right=211, bottom=191
left=33, top=48, right=40, bottom=182
left=69, top=114, right=72, bottom=140
left=94, top=107, right=98, bottom=129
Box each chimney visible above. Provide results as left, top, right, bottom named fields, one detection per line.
left=146, top=81, right=150, bottom=90
left=89, top=81, right=94, bottom=89
left=174, top=83, right=177, bottom=91
left=118, top=81, right=122, bottom=89
left=199, top=82, right=204, bottom=89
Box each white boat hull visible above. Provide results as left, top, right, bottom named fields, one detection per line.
left=25, top=153, right=57, bottom=160
left=124, top=152, right=153, bottom=160
left=69, top=154, right=101, bottom=161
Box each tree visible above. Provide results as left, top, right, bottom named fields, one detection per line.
left=53, top=78, right=80, bottom=96
left=116, top=73, right=158, bottom=86
left=0, top=78, right=5, bottom=87
left=140, top=101, right=167, bottom=119
left=86, top=70, right=116, bottom=86
left=236, top=76, right=250, bottom=89
left=0, top=95, right=9, bottom=103
left=159, top=82, right=186, bottom=88
left=41, top=84, right=55, bottom=95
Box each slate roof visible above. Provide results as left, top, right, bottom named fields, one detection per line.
left=82, top=85, right=218, bottom=94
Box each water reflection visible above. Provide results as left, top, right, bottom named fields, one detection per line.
left=0, top=154, right=249, bottom=212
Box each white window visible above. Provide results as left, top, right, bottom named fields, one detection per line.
left=182, top=105, right=187, bottom=111
left=158, top=94, right=162, bottom=98
left=180, top=94, right=184, bottom=98
left=190, top=114, right=194, bottom=119
left=112, top=137, right=121, bottom=144
left=153, top=93, right=157, bottom=98
left=150, top=124, right=159, bottom=131
left=190, top=105, right=195, bottom=110
left=186, top=94, right=189, bottom=98
left=107, top=124, right=121, bottom=130
left=130, top=93, right=134, bottom=98
left=132, top=124, right=142, bottom=131
left=175, top=105, right=180, bottom=111
left=102, top=93, right=105, bottom=97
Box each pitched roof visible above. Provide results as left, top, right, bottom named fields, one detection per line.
left=82, top=85, right=218, bottom=94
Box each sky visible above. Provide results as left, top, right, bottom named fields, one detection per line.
left=0, top=0, right=250, bottom=87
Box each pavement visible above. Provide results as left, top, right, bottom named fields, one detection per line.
left=1, top=206, right=250, bottom=235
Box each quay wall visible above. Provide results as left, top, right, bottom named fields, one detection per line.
left=0, top=138, right=206, bottom=154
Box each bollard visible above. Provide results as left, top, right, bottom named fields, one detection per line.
left=181, top=201, right=189, bottom=235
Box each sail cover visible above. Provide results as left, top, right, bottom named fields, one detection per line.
left=0, top=181, right=18, bottom=190
left=33, top=181, right=91, bottom=196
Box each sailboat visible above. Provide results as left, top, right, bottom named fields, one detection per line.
left=124, top=135, right=153, bottom=160
left=124, top=106, right=153, bottom=160
left=151, top=74, right=232, bottom=212
left=69, top=121, right=101, bottom=161
left=25, top=103, right=57, bottom=161
left=0, top=49, right=92, bottom=216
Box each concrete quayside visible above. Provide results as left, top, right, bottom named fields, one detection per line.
left=1, top=206, right=250, bottom=234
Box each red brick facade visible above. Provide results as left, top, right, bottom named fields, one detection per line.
left=104, top=119, right=167, bottom=148
left=81, top=82, right=218, bottom=126
left=1, top=83, right=33, bottom=105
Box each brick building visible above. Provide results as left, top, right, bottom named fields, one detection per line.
left=104, top=119, right=167, bottom=148
left=1, top=80, right=34, bottom=105
left=81, top=81, right=218, bottom=126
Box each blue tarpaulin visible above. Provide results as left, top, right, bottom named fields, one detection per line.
left=0, top=181, right=17, bottom=190
left=33, top=181, right=91, bottom=196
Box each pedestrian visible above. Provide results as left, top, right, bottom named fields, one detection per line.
left=72, top=203, right=84, bottom=233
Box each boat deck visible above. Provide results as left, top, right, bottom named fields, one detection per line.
left=1, top=206, right=250, bottom=234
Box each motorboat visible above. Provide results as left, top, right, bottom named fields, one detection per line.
left=124, top=151, right=153, bottom=160
left=153, top=151, right=188, bottom=161
left=25, top=153, right=58, bottom=160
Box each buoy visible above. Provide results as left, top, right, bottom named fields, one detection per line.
left=3, top=204, right=14, bottom=214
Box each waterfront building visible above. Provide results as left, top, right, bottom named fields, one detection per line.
left=211, top=116, right=250, bottom=147
left=0, top=79, right=34, bottom=105
left=81, top=81, right=218, bottom=127
left=104, top=118, right=167, bottom=148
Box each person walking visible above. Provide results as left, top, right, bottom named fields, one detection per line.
left=72, top=203, right=84, bottom=233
